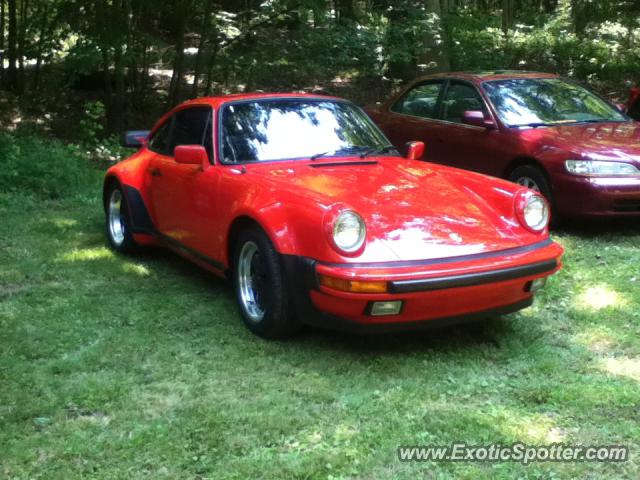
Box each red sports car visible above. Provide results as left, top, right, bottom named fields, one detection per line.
left=104, top=93, right=563, bottom=338
left=366, top=71, right=640, bottom=218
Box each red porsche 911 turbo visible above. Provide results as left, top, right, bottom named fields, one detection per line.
left=104, top=93, right=563, bottom=338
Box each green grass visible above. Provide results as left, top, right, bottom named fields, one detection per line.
left=1, top=188, right=639, bottom=479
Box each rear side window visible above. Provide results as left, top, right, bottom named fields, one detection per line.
left=442, top=83, right=486, bottom=123
left=148, top=120, right=172, bottom=155
left=391, top=82, right=443, bottom=119
left=170, top=107, right=213, bottom=156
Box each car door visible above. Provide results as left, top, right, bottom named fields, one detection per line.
left=148, top=106, right=217, bottom=253
left=435, top=80, right=503, bottom=175
left=374, top=80, right=447, bottom=161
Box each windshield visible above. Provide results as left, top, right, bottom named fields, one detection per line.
left=482, top=78, right=627, bottom=127
left=220, top=99, right=390, bottom=163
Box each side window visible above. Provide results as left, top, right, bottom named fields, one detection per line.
left=170, top=107, right=213, bottom=159
left=442, top=83, right=486, bottom=124
left=148, top=120, right=172, bottom=155
left=391, top=82, right=442, bottom=119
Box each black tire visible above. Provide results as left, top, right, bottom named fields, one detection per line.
left=104, top=183, right=139, bottom=254
left=508, top=165, right=552, bottom=200
left=233, top=225, right=300, bottom=339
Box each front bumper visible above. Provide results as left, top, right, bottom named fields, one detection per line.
left=554, top=173, right=640, bottom=217
left=282, top=239, right=563, bottom=332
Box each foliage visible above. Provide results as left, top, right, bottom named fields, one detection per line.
left=78, top=100, right=106, bottom=145
left=0, top=0, right=638, bottom=137
left=0, top=132, right=101, bottom=199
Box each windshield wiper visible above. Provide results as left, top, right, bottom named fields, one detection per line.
left=512, top=122, right=554, bottom=128
left=310, top=145, right=371, bottom=160
left=359, top=145, right=398, bottom=158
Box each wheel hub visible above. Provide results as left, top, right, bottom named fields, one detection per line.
left=238, top=241, right=267, bottom=322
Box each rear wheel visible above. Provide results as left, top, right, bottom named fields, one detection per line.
left=105, top=184, right=138, bottom=253
left=233, top=226, right=300, bottom=338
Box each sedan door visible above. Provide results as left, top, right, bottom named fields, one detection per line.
left=434, top=80, right=505, bottom=176
left=372, top=80, right=447, bottom=161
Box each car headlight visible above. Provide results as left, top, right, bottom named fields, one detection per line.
left=565, top=160, right=640, bottom=176
left=516, top=191, right=549, bottom=232
left=332, top=211, right=366, bottom=253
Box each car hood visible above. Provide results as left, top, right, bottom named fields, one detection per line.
left=519, top=121, right=640, bottom=163
left=249, top=158, right=538, bottom=262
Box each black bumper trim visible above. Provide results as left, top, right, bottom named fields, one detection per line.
left=318, top=238, right=553, bottom=269
left=389, top=259, right=558, bottom=293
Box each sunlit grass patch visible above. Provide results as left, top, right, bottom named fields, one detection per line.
left=57, top=246, right=114, bottom=262
left=574, top=283, right=628, bottom=311
left=599, top=356, right=640, bottom=382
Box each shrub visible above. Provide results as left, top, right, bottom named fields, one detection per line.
left=0, top=133, right=101, bottom=199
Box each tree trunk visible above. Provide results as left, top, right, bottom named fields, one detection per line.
left=191, top=0, right=214, bottom=98
left=204, top=41, right=218, bottom=96
left=17, top=0, right=27, bottom=91
left=417, top=0, right=451, bottom=74
left=0, top=0, right=4, bottom=85
left=168, top=11, right=187, bottom=107
left=502, top=0, right=515, bottom=35
left=6, top=0, right=17, bottom=91
left=101, top=47, right=114, bottom=132
left=32, top=2, right=50, bottom=91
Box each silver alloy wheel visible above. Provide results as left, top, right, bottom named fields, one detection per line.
left=516, top=176, right=541, bottom=193
left=108, top=189, right=126, bottom=246
left=237, top=241, right=266, bottom=323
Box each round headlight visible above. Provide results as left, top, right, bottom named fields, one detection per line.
left=333, top=211, right=366, bottom=253
left=521, top=193, right=549, bottom=232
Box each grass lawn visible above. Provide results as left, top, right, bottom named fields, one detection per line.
left=1, top=186, right=639, bottom=479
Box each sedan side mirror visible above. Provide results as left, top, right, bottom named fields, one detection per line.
left=614, top=102, right=627, bottom=113
left=175, top=145, right=209, bottom=167
left=123, top=130, right=150, bottom=148
left=405, top=141, right=425, bottom=161
left=462, top=110, right=496, bottom=130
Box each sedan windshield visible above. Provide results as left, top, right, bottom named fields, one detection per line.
left=483, top=78, right=627, bottom=127
left=220, top=99, right=390, bottom=163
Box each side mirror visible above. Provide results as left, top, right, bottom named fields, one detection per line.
left=614, top=102, right=627, bottom=113
left=405, top=141, right=425, bottom=161
left=462, top=110, right=496, bottom=130
left=175, top=145, right=209, bottom=167
left=123, top=130, right=150, bottom=148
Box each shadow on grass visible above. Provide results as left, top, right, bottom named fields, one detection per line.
left=554, top=217, right=640, bottom=239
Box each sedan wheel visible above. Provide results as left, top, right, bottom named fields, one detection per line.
left=515, top=176, right=541, bottom=193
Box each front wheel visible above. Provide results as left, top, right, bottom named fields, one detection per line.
left=105, top=184, right=138, bottom=253
left=233, top=226, right=300, bottom=339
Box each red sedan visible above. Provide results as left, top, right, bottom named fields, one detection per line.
left=366, top=71, right=640, bottom=218
left=628, top=87, right=640, bottom=120
left=104, top=93, right=562, bottom=338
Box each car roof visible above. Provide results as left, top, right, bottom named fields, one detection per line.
left=411, top=70, right=560, bottom=83
left=177, top=92, right=344, bottom=109
left=150, top=92, right=348, bottom=134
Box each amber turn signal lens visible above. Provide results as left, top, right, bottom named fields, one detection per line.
left=319, top=275, right=388, bottom=293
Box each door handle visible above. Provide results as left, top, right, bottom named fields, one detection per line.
left=149, top=168, right=162, bottom=177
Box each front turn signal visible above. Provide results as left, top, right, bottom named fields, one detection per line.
left=319, top=275, right=388, bottom=293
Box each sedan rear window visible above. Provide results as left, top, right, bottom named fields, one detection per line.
left=220, top=100, right=389, bottom=163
